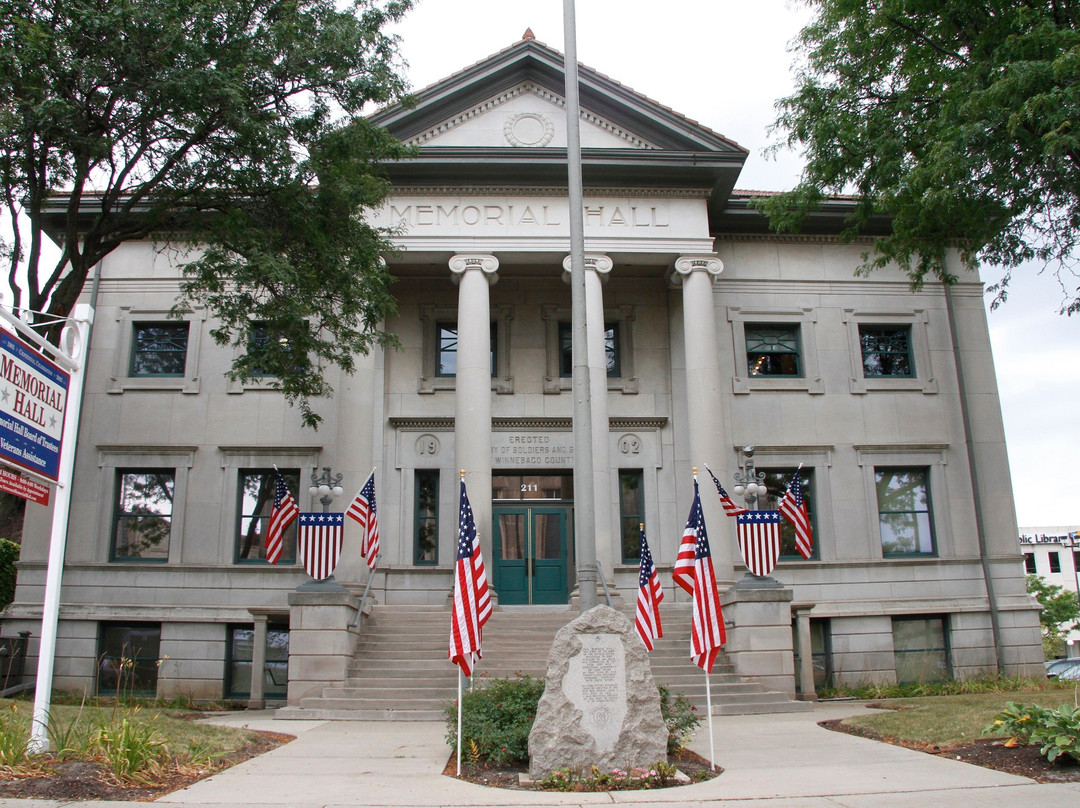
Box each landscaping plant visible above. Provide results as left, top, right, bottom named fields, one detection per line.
left=987, top=702, right=1080, bottom=764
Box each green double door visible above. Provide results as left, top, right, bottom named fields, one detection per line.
left=492, top=506, right=570, bottom=605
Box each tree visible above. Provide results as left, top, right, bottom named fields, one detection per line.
left=0, top=0, right=415, bottom=427
left=1026, top=574, right=1080, bottom=658
left=762, top=1, right=1080, bottom=311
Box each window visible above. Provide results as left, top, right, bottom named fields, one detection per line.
left=130, top=322, right=189, bottom=377
left=98, top=623, right=161, bottom=696
left=558, top=322, right=620, bottom=378
left=435, top=322, right=496, bottom=377
left=892, top=616, right=951, bottom=683
left=1049, top=551, right=1061, bottom=573
left=745, top=324, right=801, bottom=377
left=226, top=624, right=289, bottom=700
left=761, top=467, right=816, bottom=559
left=1024, top=553, right=1037, bottom=574
left=876, top=467, right=935, bottom=555
left=415, top=470, right=439, bottom=564
left=112, top=470, right=175, bottom=561
left=618, top=470, right=644, bottom=562
left=860, top=325, right=914, bottom=377
left=236, top=469, right=300, bottom=563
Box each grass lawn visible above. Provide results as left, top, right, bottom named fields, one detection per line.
left=838, top=685, right=1080, bottom=746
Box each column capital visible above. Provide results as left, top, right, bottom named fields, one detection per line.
left=449, top=253, right=499, bottom=285
left=669, top=253, right=724, bottom=287
left=561, top=253, right=613, bottom=284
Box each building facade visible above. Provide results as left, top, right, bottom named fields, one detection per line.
left=1020, top=526, right=1080, bottom=656
left=4, top=37, right=1043, bottom=701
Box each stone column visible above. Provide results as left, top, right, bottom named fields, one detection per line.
left=793, top=605, right=818, bottom=701
left=247, top=612, right=269, bottom=709
left=671, top=254, right=734, bottom=583
left=562, top=254, right=616, bottom=588
left=450, top=254, right=499, bottom=567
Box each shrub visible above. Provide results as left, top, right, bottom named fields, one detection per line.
left=987, top=701, right=1080, bottom=763
left=818, top=673, right=1062, bottom=701
left=536, top=761, right=678, bottom=791
left=658, top=685, right=701, bottom=754
left=0, top=538, right=19, bottom=610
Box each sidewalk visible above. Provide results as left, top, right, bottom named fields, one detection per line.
left=1, top=702, right=1078, bottom=808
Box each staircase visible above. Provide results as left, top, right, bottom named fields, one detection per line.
left=276, top=603, right=810, bottom=721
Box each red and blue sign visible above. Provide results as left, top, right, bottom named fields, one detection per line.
left=0, top=327, right=69, bottom=482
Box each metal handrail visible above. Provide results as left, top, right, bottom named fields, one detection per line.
left=594, top=562, right=612, bottom=607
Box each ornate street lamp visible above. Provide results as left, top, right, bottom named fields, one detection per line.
left=731, top=445, right=767, bottom=511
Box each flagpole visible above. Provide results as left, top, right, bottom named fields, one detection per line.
left=456, top=672, right=463, bottom=776
left=705, top=671, right=715, bottom=770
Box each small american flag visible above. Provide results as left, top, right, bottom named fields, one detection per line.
left=736, top=510, right=782, bottom=577
left=672, top=480, right=705, bottom=595
left=779, top=471, right=813, bottom=560
left=691, top=519, right=726, bottom=673
left=634, top=525, right=663, bottom=651
left=706, top=466, right=749, bottom=517
left=346, top=471, right=379, bottom=569
left=298, top=512, right=345, bottom=580
left=266, top=471, right=298, bottom=565
left=449, top=478, right=491, bottom=677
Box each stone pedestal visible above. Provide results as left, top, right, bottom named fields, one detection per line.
left=721, top=576, right=797, bottom=698
left=286, top=588, right=361, bottom=705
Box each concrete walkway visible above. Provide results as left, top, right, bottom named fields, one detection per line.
left=1, top=702, right=1078, bottom=808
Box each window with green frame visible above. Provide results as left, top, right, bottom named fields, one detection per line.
left=745, top=324, right=801, bottom=376
left=130, top=322, right=189, bottom=376
left=558, top=322, right=620, bottom=378
left=859, top=325, right=914, bottom=377
left=97, top=622, right=161, bottom=696
left=226, top=623, right=289, bottom=700
left=892, top=615, right=951, bottom=683
left=111, top=470, right=174, bottom=561
left=415, top=470, right=439, bottom=564
left=876, top=467, right=935, bottom=555
left=236, top=469, right=300, bottom=563
left=435, top=322, right=496, bottom=377
left=618, top=470, right=644, bottom=562
left=761, top=467, right=816, bottom=558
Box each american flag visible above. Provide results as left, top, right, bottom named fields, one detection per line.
left=736, top=510, right=782, bottom=577
left=634, top=525, right=663, bottom=651
left=449, top=478, right=491, bottom=677
left=346, top=471, right=379, bottom=569
left=691, top=514, right=726, bottom=673
left=705, top=467, right=749, bottom=517
left=298, top=512, right=345, bottom=580
left=266, top=471, right=298, bottom=565
left=779, top=471, right=813, bottom=560
left=672, top=480, right=705, bottom=595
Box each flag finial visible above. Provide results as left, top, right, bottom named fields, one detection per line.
left=692, top=466, right=698, bottom=475
left=459, top=469, right=465, bottom=479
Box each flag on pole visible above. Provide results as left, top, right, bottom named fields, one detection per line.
left=449, top=476, right=491, bottom=677
left=705, top=466, right=749, bottom=517
left=346, top=471, right=379, bottom=568
left=266, top=471, right=298, bottom=565
left=298, top=513, right=344, bottom=580
left=672, top=479, right=706, bottom=595
left=635, top=524, right=663, bottom=651
left=778, top=470, right=813, bottom=560
left=736, top=510, right=782, bottom=576
left=690, top=511, right=726, bottom=673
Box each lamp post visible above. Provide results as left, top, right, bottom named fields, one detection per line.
left=731, top=445, right=767, bottom=511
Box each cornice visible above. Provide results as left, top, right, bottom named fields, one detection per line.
left=388, top=416, right=669, bottom=431
left=385, top=186, right=710, bottom=199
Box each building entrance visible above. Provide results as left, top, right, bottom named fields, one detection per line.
left=491, top=473, right=573, bottom=605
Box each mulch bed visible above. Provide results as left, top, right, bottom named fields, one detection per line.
left=0, top=730, right=293, bottom=802
left=819, top=718, right=1080, bottom=783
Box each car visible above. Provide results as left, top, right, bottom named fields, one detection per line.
left=1045, top=657, right=1080, bottom=678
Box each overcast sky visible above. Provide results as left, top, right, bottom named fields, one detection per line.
left=391, top=0, right=1079, bottom=529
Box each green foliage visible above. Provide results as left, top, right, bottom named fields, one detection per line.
left=95, top=714, right=168, bottom=782
left=0, top=0, right=415, bottom=428
left=987, top=701, right=1080, bottom=763
left=1027, top=574, right=1080, bottom=658
left=658, top=684, right=702, bottom=754
left=762, top=1, right=1080, bottom=310
left=535, top=761, right=678, bottom=791
left=444, top=676, right=545, bottom=766
left=0, top=703, right=30, bottom=765
left=0, top=538, right=19, bottom=609
left=819, top=672, right=1062, bottom=700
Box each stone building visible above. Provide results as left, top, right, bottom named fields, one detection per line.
left=4, top=36, right=1043, bottom=704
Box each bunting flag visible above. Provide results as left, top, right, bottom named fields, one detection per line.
left=298, top=512, right=344, bottom=580
left=736, top=510, right=782, bottom=577
left=690, top=505, right=726, bottom=673
left=449, top=477, right=491, bottom=677
left=265, top=471, right=298, bottom=565
left=705, top=466, right=749, bottom=517
left=778, top=471, right=813, bottom=560
left=634, top=525, right=663, bottom=651
left=672, top=479, right=706, bottom=595
left=346, top=471, right=380, bottom=569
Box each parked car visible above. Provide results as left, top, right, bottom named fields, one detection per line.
left=1045, top=657, right=1080, bottom=678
